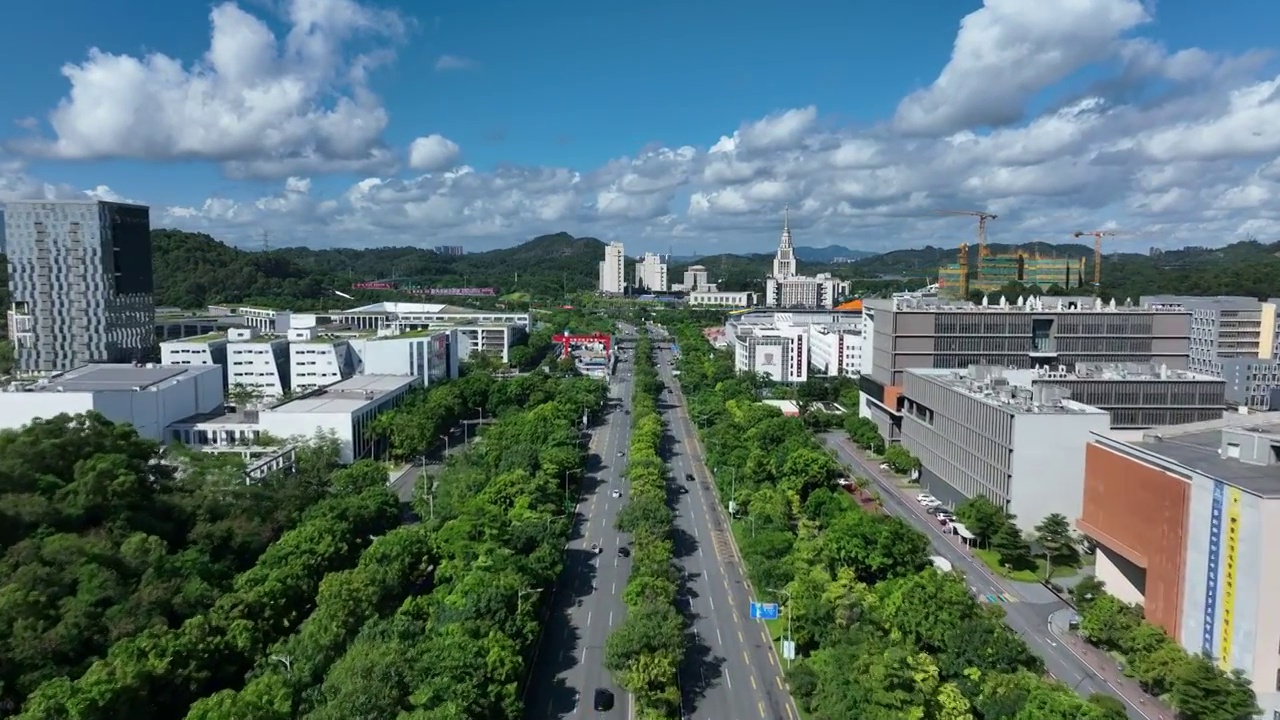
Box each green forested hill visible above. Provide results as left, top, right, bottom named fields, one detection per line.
left=150, top=230, right=606, bottom=308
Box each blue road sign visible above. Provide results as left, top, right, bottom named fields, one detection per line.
left=750, top=601, right=780, bottom=620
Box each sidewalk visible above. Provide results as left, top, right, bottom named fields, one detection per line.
left=833, top=435, right=1176, bottom=719
left=1048, top=609, right=1176, bottom=720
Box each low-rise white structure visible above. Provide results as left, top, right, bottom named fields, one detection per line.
left=689, top=291, right=754, bottom=308
left=681, top=265, right=711, bottom=292
left=808, top=324, right=862, bottom=377
left=169, top=375, right=419, bottom=464
left=160, top=333, right=228, bottom=382
left=0, top=364, right=224, bottom=441
left=355, top=330, right=457, bottom=384
left=726, top=309, right=862, bottom=381
left=226, top=328, right=291, bottom=399
left=288, top=327, right=359, bottom=393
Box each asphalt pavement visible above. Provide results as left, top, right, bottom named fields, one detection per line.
left=651, top=337, right=799, bottom=720
left=525, top=337, right=636, bottom=719
left=821, top=431, right=1156, bottom=720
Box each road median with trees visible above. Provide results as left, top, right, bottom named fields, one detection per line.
left=605, top=329, right=686, bottom=719
left=667, top=322, right=1145, bottom=720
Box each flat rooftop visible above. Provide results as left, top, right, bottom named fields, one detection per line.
left=269, top=375, right=418, bottom=414
left=869, top=295, right=1188, bottom=314
left=1010, top=363, right=1221, bottom=383
left=8, top=364, right=216, bottom=393
left=1129, top=414, right=1280, bottom=497
left=344, top=301, right=525, bottom=316
left=911, top=367, right=1107, bottom=416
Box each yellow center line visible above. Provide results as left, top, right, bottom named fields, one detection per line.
left=775, top=676, right=783, bottom=689
left=738, top=630, right=744, bottom=644
left=750, top=674, right=757, bottom=690
left=758, top=701, right=766, bottom=718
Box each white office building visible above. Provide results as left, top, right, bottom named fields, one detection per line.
left=168, top=375, right=420, bottom=464
left=762, top=206, right=849, bottom=309
left=226, top=328, right=291, bottom=399
left=599, top=241, right=627, bottom=294
left=634, top=252, right=669, bottom=292
left=288, top=327, right=359, bottom=393
left=0, top=364, right=224, bottom=441
left=727, top=309, right=863, bottom=381
left=354, top=330, right=457, bottom=384
left=160, top=333, right=229, bottom=377
left=808, top=324, right=862, bottom=377
left=689, top=291, right=754, bottom=308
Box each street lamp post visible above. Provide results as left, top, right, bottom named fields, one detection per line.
left=517, top=587, right=543, bottom=614
left=564, top=470, right=572, bottom=509
left=769, top=587, right=794, bottom=668
left=440, top=434, right=450, bottom=457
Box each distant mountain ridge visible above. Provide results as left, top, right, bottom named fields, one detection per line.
left=793, top=245, right=878, bottom=262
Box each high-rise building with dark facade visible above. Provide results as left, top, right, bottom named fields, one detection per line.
left=4, top=200, right=155, bottom=373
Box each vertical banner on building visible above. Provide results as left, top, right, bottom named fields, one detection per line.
left=1219, top=488, right=1242, bottom=670
left=1201, top=481, right=1225, bottom=656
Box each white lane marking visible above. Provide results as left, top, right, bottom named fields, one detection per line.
left=698, top=547, right=704, bottom=558
left=587, top=611, right=592, bottom=627
left=612, top=581, right=616, bottom=594
left=709, top=594, right=716, bottom=611
left=609, top=611, right=614, bottom=627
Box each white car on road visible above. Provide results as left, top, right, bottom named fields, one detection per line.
left=916, top=493, right=935, bottom=503
left=611, top=489, right=621, bottom=498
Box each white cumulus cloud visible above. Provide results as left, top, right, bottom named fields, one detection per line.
left=407, top=135, right=462, bottom=172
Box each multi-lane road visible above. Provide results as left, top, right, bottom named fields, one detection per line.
left=525, top=336, right=635, bottom=719
left=652, top=333, right=799, bottom=720
left=822, top=431, right=1155, bottom=720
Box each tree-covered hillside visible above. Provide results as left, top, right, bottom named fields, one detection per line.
left=150, top=230, right=607, bottom=308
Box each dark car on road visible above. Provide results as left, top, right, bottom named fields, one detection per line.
left=685, top=473, right=695, bottom=482
left=593, top=688, right=615, bottom=711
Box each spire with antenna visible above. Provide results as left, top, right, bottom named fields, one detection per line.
left=779, top=203, right=793, bottom=249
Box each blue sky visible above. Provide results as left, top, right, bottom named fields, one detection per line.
left=2, top=0, right=1279, bottom=253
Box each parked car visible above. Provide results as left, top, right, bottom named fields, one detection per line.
left=916, top=493, right=937, bottom=504
left=879, top=462, right=892, bottom=470
left=685, top=473, right=696, bottom=482
left=593, top=688, right=615, bottom=711
left=921, top=499, right=943, bottom=508
left=611, top=489, right=622, bottom=498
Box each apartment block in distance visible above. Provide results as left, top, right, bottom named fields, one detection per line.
left=598, top=242, right=626, bottom=294
left=634, top=252, right=668, bottom=292
left=859, top=294, right=1192, bottom=440
left=901, top=366, right=1111, bottom=531
left=1080, top=414, right=1280, bottom=717
left=4, top=200, right=156, bottom=373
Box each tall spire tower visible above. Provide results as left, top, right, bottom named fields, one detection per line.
left=772, top=204, right=796, bottom=278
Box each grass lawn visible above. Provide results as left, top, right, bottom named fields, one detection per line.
left=972, top=548, right=1081, bottom=583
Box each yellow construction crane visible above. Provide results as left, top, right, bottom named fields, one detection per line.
left=958, top=242, right=970, bottom=299
left=939, top=210, right=998, bottom=273
left=1072, top=230, right=1127, bottom=289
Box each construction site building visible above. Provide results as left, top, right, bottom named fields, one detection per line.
left=939, top=254, right=1085, bottom=300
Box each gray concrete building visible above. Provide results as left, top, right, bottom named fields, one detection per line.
left=1141, top=295, right=1280, bottom=376
left=1008, top=363, right=1224, bottom=429
left=858, top=294, right=1192, bottom=439
left=1221, top=359, right=1280, bottom=411
left=901, top=365, right=1111, bottom=531
left=3, top=200, right=155, bottom=373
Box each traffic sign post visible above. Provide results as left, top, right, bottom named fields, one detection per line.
left=749, top=601, right=779, bottom=621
